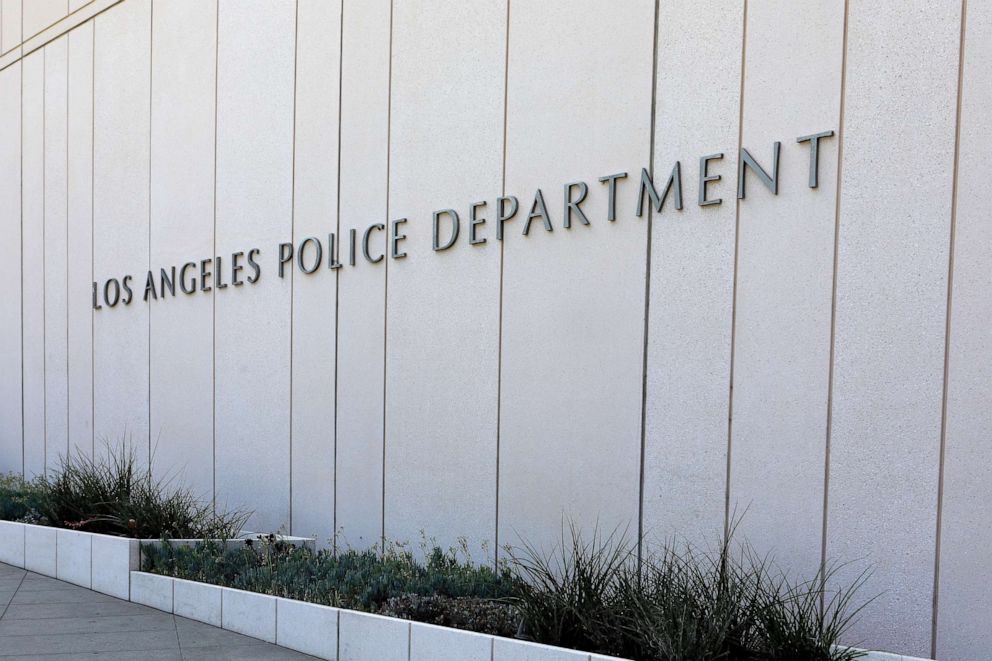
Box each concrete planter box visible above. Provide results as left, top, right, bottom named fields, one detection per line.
left=23, top=523, right=57, bottom=575
left=494, top=637, right=593, bottom=660
left=90, top=533, right=140, bottom=599
left=136, top=532, right=315, bottom=568
left=859, top=652, right=932, bottom=661
left=117, top=571, right=934, bottom=661
left=55, top=529, right=92, bottom=588
left=221, top=586, right=277, bottom=643
left=0, top=521, right=306, bottom=601
left=130, top=570, right=174, bottom=612
left=0, top=520, right=25, bottom=566
left=0, top=521, right=936, bottom=661
left=410, top=621, right=493, bottom=661
left=338, top=609, right=410, bottom=661
left=173, top=576, right=223, bottom=627
left=122, top=574, right=634, bottom=661
left=276, top=597, right=339, bottom=659
left=0, top=522, right=138, bottom=599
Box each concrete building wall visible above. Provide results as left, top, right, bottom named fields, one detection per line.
left=0, top=1, right=987, bottom=657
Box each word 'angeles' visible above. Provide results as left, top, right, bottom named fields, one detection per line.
left=93, top=130, right=834, bottom=310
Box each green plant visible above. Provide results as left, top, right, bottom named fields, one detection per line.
left=628, top=542, right=755, bottom=660
left=508, top=523, right=871, bottom=661
left=11, top=441, right=249, bottom=539
left=380, top=594, right=518, bottom=637
left=507, top=522, right=637, bottom=656
left=0, top=472, right=47, bottom=522
left=142, top=535, right=519, bottom=634
left=142, top=523, right=873, bottom=659
left=749, top=560, right=872, bottom=661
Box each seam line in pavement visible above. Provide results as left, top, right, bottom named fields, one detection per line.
left=0, top=571, right=27, bottom=620
left=3, top=647, right=182, bottom=658
left=0, top=625, right=180, bottom=638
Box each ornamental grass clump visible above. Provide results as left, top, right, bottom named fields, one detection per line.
left=143, top=523, right=872, bottom=660
left=508, top=523, right=638, bottom=655
left=0, top=441, right=248, bottom=539
left=508, top=522, right=872, bottom=660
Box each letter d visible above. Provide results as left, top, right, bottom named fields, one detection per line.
left=432, top=209, right=460, bottom=251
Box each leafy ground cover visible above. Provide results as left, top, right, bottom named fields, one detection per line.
left=143, top=526, right=871, bottom=661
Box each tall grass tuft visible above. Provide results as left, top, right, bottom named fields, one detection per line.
left=144, top=522, right=872, bottom=658
left=35, top=441, right=248, bottom=539
left=507, top=523, right=871, bottom=660
left=508, top=522, right=638, bottom=655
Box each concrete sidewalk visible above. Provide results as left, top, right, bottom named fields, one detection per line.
left=0, top=562, right=318, bottom=660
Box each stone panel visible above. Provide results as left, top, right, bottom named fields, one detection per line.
left=383, top=0, right=504, bottom=557
left=498, top=0, right=652, bottom=553
left=43, top=36, right=68, bottom=473
left=334, top=0, right=391, bottom=550
left=66, top=22, right=93, bottom=460
left=289, top=0, right=341, bottom=544
left=827, top=1, right=961, bottom=654
left=643, top=0, right=744, bottom=547
left=148, top=0, right=216, bottom=500
left=729, top=0, right=843, bottom=575
left=936, top=1, right=992, bottom=658
left=0, top=61, right=21, bottom=473
left=92, top=0, right=151, bottom=465
left=213, top=0, right=295, bottom=531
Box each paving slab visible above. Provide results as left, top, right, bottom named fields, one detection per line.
left=0, top=562, right=320, bottom=660
left=175, top=616, right=269, bottom=649
left=0, top=612, right=176, bottom=636
left=180, top=645, right=318, bottom=660
left=11, top=588, right=120, bottom=605
left=0, top=629, right=184, bottom=655
left=2, top=651, right=183, bottom=661
left=3, top=600, right=159, bottom=620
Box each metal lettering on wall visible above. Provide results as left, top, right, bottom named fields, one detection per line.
left=91, top=131, right=834, bottom=310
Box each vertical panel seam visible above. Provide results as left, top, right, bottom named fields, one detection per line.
left=637, top=0, right=660, bottom=567
left=65, top=28, right=69, bottom=464
left=21, top=34, right=25, bottom=477
left=493, top=0, right=509, bottom=568
left=211, top=0, right=218, bottom=513
left=820, top=0, right=851, bottom=590
left=90, top=16, right=94, bottom=459
left=931, top=0, right=968, bottom=655
left=42, top=45, right=47, bottom=476
left=380, top=0, right=393, bottom=549
left=332, top=0, right=344, bottom=554
left=147, top=0, right=152, bottom=476
left=724, top=0, right=747, bottom=539
left=288, top=0, right=299, bottom=535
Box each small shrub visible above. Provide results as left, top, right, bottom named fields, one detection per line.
left=380, top=594, right=518, bottom=637
left=0, top=441, right=248, bottom=539
left=508, top=524, right=871, bottom=660
left=0, top=472, right=47, bottom=522
left=749, top=561, right=872, bottom=661
left=507, top=523, right=637, bottom=655
left=142, top=523, right=872, bottom=659
left=142, top=536, right=519, bottom=635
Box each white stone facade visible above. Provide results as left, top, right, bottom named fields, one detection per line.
left=0, top=1, right=988, bottom=658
